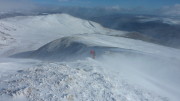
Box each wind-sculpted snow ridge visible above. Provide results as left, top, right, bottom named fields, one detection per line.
left=0, top=62, right=168, bottom=101
left=28, top=36, right=121, bottom=60
left=12, top=35, right=151, bottom=61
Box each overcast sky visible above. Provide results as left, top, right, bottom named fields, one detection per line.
left=0, top=0, right=180, bottom=16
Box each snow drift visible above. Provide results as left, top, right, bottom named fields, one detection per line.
left=12, top=35, right=153, bottom=61
left=0, top=61, right=169, bottom=101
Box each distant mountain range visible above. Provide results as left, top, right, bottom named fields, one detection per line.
left=87, top=14, right=180, bottom=48
left=1, top=8, right=180, bottom=48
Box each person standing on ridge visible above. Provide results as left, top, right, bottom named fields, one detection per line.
left=90, top=50, right=95, bottom=59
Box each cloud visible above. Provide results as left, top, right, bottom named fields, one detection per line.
left=0, top=0, right=36, bottom=12
left=159, top=4, right=180, bottom=16
left=104, top=6, right=123, bottom=11
left=104, top=5, right=150, bottom=15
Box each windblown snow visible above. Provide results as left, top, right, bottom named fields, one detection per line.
left=0, top=61, right=169, bottom=101
left=0, top=14, right=125, bottom=56
left=0, top=13, right=180, bottom=101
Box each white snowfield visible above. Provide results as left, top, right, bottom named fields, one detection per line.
left=0, top=14, right=126, bottom=56
left=0, top=61, right=169, bottom=101
left=0, top=13, right=180, bottom=101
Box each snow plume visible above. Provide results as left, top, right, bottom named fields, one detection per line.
left=98, top=53, right=180, bottom=101
left=0, top=0, right=36, bottom=12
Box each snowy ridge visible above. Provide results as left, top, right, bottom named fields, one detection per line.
left=0, top=14, right=125, bottom=56
left=0, top=62, right=168, bottom=101
left=12, top=35, right=162, bottom=61
left=0, top=14, right=180, bottom=101
left=13, top=33, right=180, bottom=61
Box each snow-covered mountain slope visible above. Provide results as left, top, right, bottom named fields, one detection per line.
left=0, top=31, right=15, bottom=48
left=0, top=14, right=125, bottom=56
left=12, top=35, right=146, bottom=61
left=14, top=33, right=180, bottom=61
left=0, top=14, right=180, bottom=101
left=0, top=61, right=169, bottom=101
left=0, top=22, right=16, bottom=49
left=10, top=33, right=180, bottom=101
left=90, top=14, right=180, bottom=48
